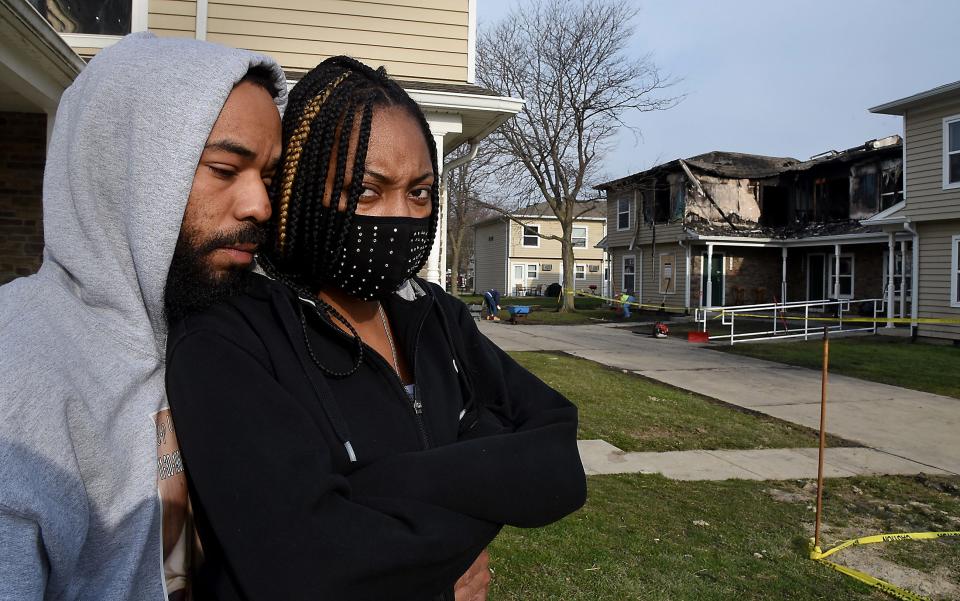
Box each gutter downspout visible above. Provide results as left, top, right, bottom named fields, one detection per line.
left=904, top=220, right=919, bottom=335
left=679, top=238, right=691, bottom=313
left=440, top=140, right=480, bottom=292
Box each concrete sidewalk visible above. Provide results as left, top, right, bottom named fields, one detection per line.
left=481, top=321, right=960, bottom=476
left=577, top=440, right=948, bottom=480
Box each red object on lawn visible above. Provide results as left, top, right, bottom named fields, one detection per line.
left=687, top=331, right=709, bottom=343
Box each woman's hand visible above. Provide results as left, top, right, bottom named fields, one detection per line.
left=454, top=549, right=490, bottom=601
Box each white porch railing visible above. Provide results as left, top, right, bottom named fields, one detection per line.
left=694, top=298, right=886, bottom=345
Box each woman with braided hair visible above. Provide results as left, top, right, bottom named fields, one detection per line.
left=165, top=56, right=586, bottom=601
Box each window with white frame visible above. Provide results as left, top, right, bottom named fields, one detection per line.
left=952, top=234, right=960, bottom=307
left=882, top=250, right=912, bottom=299
left=945, top=115, right=960, bottom=188
left=30, top=0, right=149, bottom=45
left=617, top=197, right=631, bottom=230
left=522, top=225, right=539, bottom=247
left=527, top=264, right=538, bottom=279
left=828, top=254, right=855, bottom=299
left=659, top=253, right=676, bottom=294
left=575, top=264, right=586, bottom=280
left=572, top=226, right=588, bottom=248
left=622, top=255, right=636, bottom=293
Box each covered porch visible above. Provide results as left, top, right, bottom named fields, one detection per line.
left=688, top=229, right=915, bottom=328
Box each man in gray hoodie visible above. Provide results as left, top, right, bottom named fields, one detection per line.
left=0, top=33, right=287, bottom=599
left=0, top=32, right=492, bottom=601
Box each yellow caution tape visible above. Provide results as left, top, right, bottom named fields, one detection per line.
left=563, top=289, right=960, bottom=325
left=566, top=289, right=692, bottom=313
left=809, top=531, right=960, bottom=601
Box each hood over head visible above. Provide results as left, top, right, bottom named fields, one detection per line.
left=40, top=32, right=287, bottom=356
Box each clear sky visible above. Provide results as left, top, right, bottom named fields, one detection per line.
left=477, top=0, right=960, bottom=185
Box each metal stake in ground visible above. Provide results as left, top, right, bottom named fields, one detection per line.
left=814, top=326, right=829, bottom=550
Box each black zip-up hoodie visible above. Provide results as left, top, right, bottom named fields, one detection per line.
left=165, top=274, right=587, bottom=601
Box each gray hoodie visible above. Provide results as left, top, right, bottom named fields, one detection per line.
left=0, top=33, right=286, bottom=599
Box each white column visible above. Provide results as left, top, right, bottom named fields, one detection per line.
left=780, top=247, right=788, bottom=302
left=886, top=232, right=896, bottom=327
left=422, top=113, right=463, bottom=287
left=684, top=243, right=691, bottom=311
left=195, top=0, right=209, bottom=40
left=833, top=244, right=841, bottom=299
left=899, top=239, right=908, bottom=319
left=706, top=243, right=714, bottom=308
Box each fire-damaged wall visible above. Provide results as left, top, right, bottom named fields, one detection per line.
left=686, top=174, right=761, bottom=224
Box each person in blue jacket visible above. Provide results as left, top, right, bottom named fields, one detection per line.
left=482, top=288, right=501, bottom=320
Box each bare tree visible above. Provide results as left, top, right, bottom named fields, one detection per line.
left=478, top=0, right=677, bottom=311
left=446, top=145, right=496, bottom=298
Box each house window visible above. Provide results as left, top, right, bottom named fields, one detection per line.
left=622, top=255, right=636, bottom=293
left=945, top=116, right=960, bottom=189
left=30, top=0, right=134, bottom=35
left=883, top=250, right=912, bottom=299
left=952, top=235, right=960, bottom=308
left=659, top=253, right=676, bottom=294
left=880, top=167, right=903, bottom=210
left=522, top=225, right=539, bottom=247
left=617, top=197, right=631, bottom=230
left=575, top=264, right=586, bottom=280
left=572, top=226, right=588, bottom=248
left=527, top=264, right=538, bottom=280
left=828, top=254, right=854, bottom=299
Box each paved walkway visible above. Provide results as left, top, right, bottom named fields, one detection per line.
left=577, top=440, right=949, bottom=480
left=480, top=321, right=960, bottom=477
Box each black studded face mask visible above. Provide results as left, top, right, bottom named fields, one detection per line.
left=328, top=214, right=433, bottom=301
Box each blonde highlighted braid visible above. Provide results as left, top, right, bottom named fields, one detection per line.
left=276, top=71, right=351, bottom=255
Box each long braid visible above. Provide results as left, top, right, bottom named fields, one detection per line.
left=263, top=56, right=441, bottom=377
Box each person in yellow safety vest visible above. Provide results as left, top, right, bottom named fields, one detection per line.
left=618, top=291, right=635, bottom=318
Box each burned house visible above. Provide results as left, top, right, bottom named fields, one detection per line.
left=597, top=136, right=912, bottom=317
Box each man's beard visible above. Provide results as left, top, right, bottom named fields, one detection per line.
left=163, top=223, right=266, bottom=325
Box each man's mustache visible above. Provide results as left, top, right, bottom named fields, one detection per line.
left=196, top=223, right=267, bottom=255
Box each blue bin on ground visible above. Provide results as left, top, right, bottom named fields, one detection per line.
left=508, top=305, right=531, bottom=324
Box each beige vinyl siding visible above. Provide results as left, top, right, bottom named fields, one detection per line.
left=617, top=243, right=689, bottom=310
left=904, top=95, right=960, bottom=221
left=916, top=220, right=960, bottom=340
left=501, top=217, right=605, bottom=295
left=206, top=0, right=469, bottom=82
left=610, top=248, right=641, bottom=298
left=604, top=187, right=686, bottom=247
left=508, top=218, right=606, bottom=261
left=605, top=188, right=637, bottom=248
left=472, top=221, right=507, bottom=294
left=149, top=0, right=197, bottom=37
left=636, top=243, right=688, bottom=310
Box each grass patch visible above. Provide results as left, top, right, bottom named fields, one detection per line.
left=510, top=351, right=838, bottom=452
left=458, top=294, right=679, bottom=325
left=490, top=474, right=960, bottom=601
left=714, top=336, right=960, bottom=399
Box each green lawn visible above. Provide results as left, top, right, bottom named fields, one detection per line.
left=457, top=294, right=683, bottom=325
left=713, top=336, right=960, bottom=399
left=510, top=351, right=845, bottom=452
left=489, top=473, right=960, bottom=600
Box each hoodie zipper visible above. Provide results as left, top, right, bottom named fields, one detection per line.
left=407, top=294, right=434, bottom=449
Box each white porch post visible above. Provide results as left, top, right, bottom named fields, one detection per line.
left=422, top=113, right=463, bottom=287
left=833, top=244, right=841, bottom=300
left=899, top=239, right=908, bottom=319
left=886, top=232, right=896, bottom=327
left=684, top=243, right=692, bottom=312
left=706, top=243, right=714, bottom=308
left=780, top=247, right=788, bottom=302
